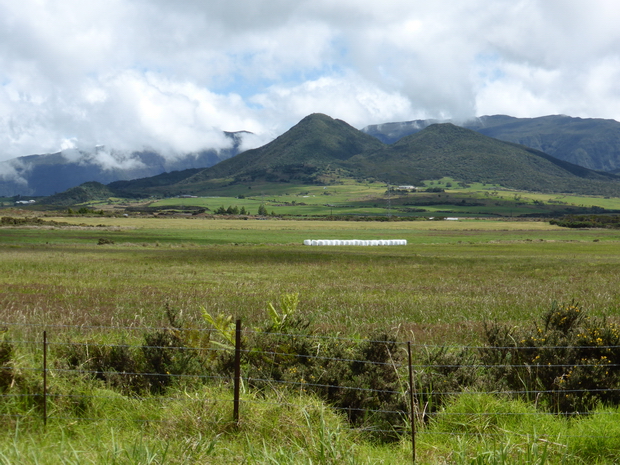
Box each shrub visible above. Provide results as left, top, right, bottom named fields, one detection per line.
left=480, top=302, right=620, bottom=413
left=0, top=332, right=14, bottom=392
left=56, top=339, right=148, bottom=394
left=56, top=305, right=209, bottom=395
left=414, top=345, right=484, bottom=420
left=244, top=330, right=407, bottom=442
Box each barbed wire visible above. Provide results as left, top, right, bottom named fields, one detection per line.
left=238, top=347, right=405, bottom=367
left=244, top=376, right=402, bottom=396
left=3, top=320, right=620, bottom=444
left=424, top=410, right=620, bottom=417
left=4, top=320, right=620, bottom=349
left=239, top=397, right=405, bottom=416
left=0, top=322, right=219, bottom=334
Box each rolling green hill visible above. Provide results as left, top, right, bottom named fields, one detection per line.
left=107, top=168, right=203, bottom=196
left=363, top=114, right=620, bottom=172
left=344, top=123, right=620, bottom=195
left=174, top=113, right=386, bottom=188
left=44, top=114, right=620, bottom=203
left=37, top=182, right=117, bottom=206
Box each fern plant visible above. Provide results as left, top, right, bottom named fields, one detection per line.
left=267, top=293, right=299, bottom=332
left=201, top=309, right=236, bottom=350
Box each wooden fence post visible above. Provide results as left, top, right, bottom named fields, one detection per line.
left=233, top=319, right=242, bottom=425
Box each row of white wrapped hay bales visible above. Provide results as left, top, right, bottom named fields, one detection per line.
left=303, top=239, right=407, bottom=246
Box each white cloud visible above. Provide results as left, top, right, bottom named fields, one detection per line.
left=0, top=158, right=29, bottom=189
left=251, top=74, right=416, bottom=130
left=0, top=0, right=619, bottom=163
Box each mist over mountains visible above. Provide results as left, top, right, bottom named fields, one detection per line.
left=3, top=113, right=620, bottom=198
left=0, top=131, right=255, bottom=196
left=60, top=113, right=618, bottom=205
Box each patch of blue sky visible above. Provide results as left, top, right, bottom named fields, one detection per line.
left=128, top=63, right=171, bottom=77
left=474, top=53, right=505, bottom=84
left=213, top=62, right=347, bottom=101
left=214, top=39, right=350, bottom=100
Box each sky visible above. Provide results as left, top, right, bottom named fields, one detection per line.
left=1, top=0, right=620, bottom=163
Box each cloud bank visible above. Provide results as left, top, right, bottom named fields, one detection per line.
left=1, top=0, right=620, bottom=162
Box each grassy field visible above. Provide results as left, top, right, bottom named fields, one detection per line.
left=2, top=216, right=620, bottom=463
left=62, top=176, right=620, bottom=218
left=2, top=217, right=620, bottom=339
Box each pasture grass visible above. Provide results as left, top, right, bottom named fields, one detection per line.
left=99, top=175, right=620, bottom=216
left=2, top=385, right=620, bottom=463
left=79, top=175, right=620, bottom=217
left=3, top=217, right=620, bottom=462
left=2, top=219, right=620, bottom=342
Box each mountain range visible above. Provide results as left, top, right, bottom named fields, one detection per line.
left=0, top=131, right=251, bottom=197
left=4, top=114, right=620, bottom=199
left=362, top=114, right=620, bottom=172
left=39, top=113, right=620, bottom=205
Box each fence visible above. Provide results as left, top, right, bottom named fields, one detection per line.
left=2, top=319, right=620, bottom=462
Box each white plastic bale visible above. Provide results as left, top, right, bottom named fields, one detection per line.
left=306, top=239, right=407, bottom=246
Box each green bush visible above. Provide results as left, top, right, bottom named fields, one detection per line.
left=56, top=339, right=149, bottom=394
left=0, top=334, right=15, bottom=392
left=55, top=305, right=210, bottom=395
left=414, top=345, right=484, bottom=419
left=244, top=330, right=407, bottom=442
left=480, top=302, right=620, bottom=413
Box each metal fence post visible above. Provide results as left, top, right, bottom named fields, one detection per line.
left=43, top=330, right=47, bottom=426
left=408, top=341, right=415, bottom=464
left=233, top=319, right=242, bottom=425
